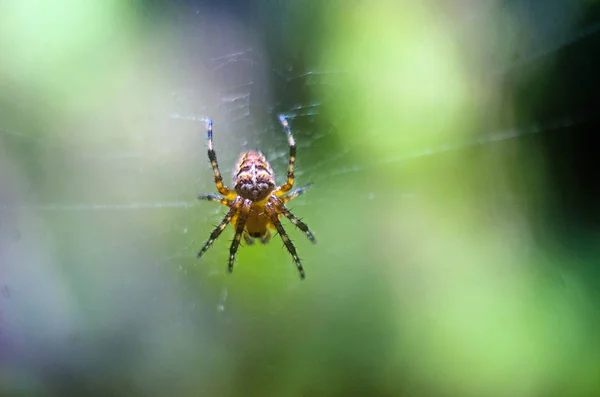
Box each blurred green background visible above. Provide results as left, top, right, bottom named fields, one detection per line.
left=1, top=0, right=600, bottom=396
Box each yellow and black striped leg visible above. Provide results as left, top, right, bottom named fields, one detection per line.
left=281, top=183, right=312, bottom=203
left=265, top=202, right=305, bottom=279
left=272, top=196, right=316, bottom=244
left=274, top=115, right=296, bottom=195
left=206, top=119, right=236, bottom=199
left=197, top=200, right=239, bottom=258
left=228, top=200, right=252, bottom=273
left=198, top=193, right=230, bottom=206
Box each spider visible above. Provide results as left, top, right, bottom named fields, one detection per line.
left=197, top=115, right=316, bottom=279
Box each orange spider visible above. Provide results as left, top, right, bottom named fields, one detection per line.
left=197, top=115, right=316, bottom=279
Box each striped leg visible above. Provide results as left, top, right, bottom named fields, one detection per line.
left=228, top=199, right=252, bottom=273
left=275, top=115, right=296, bottom=195
left=197, top=200, right=240, bottom=258
left=198, top=193, right=230, bottom=206
left=272, top=196, right=316, bottom=243
left=265, top=202, right=305, bottom=279
left=206, top=119, right=236, bottom=199
left=281, top=183, right=312, bottom=203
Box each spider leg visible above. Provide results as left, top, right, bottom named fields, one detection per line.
left=265, top=201, right=305, bottom=279
left=197, top=199, right=240, bottom=258
left=198, top=193, right=230, bottom=206
left=274, top=115, right=296, bottom=195
left=228, top=199, right=252, bottom=273
left=280, top=182, right=312, bottom=202
left=272, top=196, right=316, bottom=243
left=243, top=231, right=255, bottom=245
left=206, top=119, right=237, bottom=199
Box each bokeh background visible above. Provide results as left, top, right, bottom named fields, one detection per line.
left=1, top=0, right=600, bottom=396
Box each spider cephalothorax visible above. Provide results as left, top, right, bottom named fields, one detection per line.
left=197, top=115, right=316, bottom=279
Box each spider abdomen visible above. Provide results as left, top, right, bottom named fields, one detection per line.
left=233, top=150, right=275, bottom=201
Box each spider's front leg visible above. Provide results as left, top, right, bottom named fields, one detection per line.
left=272, top=196, right=316, bottom=244
left=265, top=200, right=306, bottom=279
left=197, top=198, right=240, bottom=258
left=228, top=200, right=252, bottom=273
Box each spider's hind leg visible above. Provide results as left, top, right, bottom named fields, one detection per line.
left=206, top=119, right=237, bottom=199
left=274, top=115, right=296, bottom=195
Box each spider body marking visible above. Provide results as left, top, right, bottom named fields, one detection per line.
left=233, top=150, right=275, bottom=202
left=197, top=116, right=316, bottom=279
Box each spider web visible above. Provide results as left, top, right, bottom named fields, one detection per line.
left=1, top=0, right=600, bottom=395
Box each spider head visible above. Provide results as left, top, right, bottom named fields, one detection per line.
left=233, top=150, right=275, bottom=201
